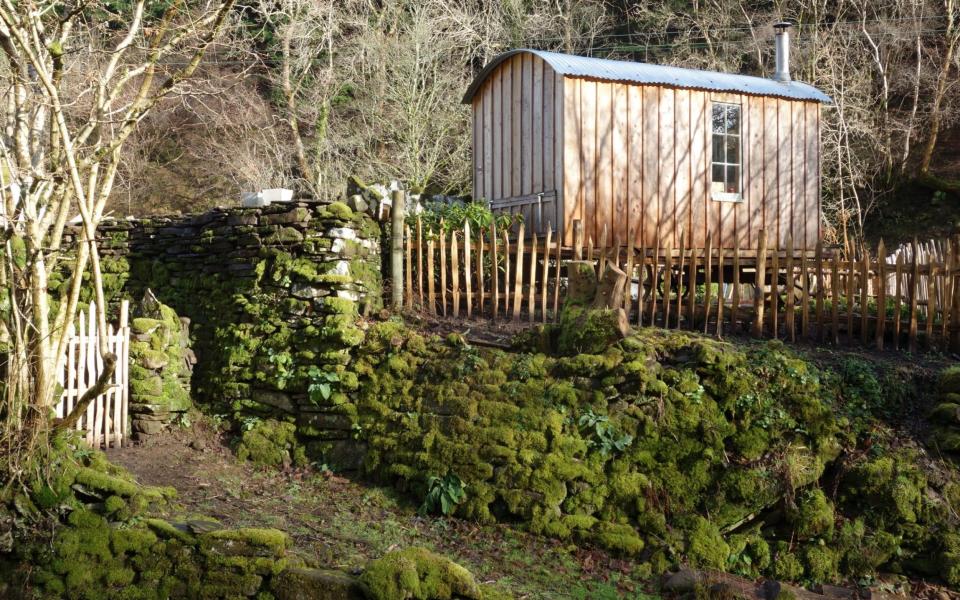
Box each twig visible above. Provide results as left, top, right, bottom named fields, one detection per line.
left=53, top=352, right=116, bottom=433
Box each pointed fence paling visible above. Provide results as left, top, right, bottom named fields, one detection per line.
left=400, top=222, right=960, bottom=353
left=55, top=300, right=131, bottom=448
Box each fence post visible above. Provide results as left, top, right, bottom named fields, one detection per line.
left=909, top=238, right=919, bottom=352
left=952, top=234, right=960, bottom=352
left=390, top=189, right=405, bottom=311
left=573, top=219, right=584, bottom=260
left=753, top=229, right=767, bottom=337
left=876, top=240, right=886, bottom=350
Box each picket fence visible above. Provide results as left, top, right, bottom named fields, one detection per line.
left=401, top=219, right=960, bottom=353
left=55, top=300, right=131, bottom=448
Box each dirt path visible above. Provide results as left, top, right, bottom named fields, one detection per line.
left=107, top=420, right=653, bottom=600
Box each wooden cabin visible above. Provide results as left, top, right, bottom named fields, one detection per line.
left=462, top=37, right=831, bottom=251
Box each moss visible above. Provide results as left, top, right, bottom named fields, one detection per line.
left=938, top=365, right=960, bottom=395
left=359, top=547, right=485, bottom=600
left=325, top=201, right=354, bottom=220
left=321, top=297, right=358, bottom=315
left=272, top=567, right=366, bottom=599
left=145, top=518, right=197, bottom=544
left=803, top=544, right=839, bottom=583
left=130, top=374, right=164, bottom=397
left=684, top=517, right=730, bottom=570
left=841, top=453, right=925, bottom=525
left=74, top=467, right=140, bottom=497
left=837, top=519, right=898, bottom=576
left=111, top=526, right=159, bottom=555
left=104, top=495, right=127, bottom=515
left=788, top=489, right=834, bottom=540
left=235, top=419, right=307, bottom=468
left=930, top=402, right=960, bottom=426
left=132, top=317, right=162, bottom=334
left=201, top=528, right=291, bottom=558
left=591, top=521, right=645, bottom=556
left=555, top=307, right=627, bottom=356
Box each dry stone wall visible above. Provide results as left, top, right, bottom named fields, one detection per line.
left=72, top=200, right=382, bottom=430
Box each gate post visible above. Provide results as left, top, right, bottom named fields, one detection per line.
left=390, top=189, right=406, bottom=311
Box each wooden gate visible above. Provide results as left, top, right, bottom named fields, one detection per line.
left=55, top=300, right=131, bottom=448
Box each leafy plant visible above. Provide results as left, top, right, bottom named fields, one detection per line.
left=307, top=366, right=340, bottom=404
left=453, top=344, right=485, bottom=377
left=172, top=412, right=192, bottom=428
left=578, top=409, right=633, bottom=456
left=240, top=416, right=261, bottom=432
left=266, top=349, right=294, bottom=389
left=412, top=200, right=519, bottom=237
left=418, top=473, right=467, bottom=516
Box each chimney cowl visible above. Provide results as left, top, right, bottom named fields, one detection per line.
left=774, top=21, right=792, bottom=82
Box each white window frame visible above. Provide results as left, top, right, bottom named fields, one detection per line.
left=710, top=102, right=743, bottom=203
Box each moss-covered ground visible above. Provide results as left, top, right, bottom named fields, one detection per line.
left=103, top=317, right=960, bottom=599
left=108, top=422, right=657, bottom=599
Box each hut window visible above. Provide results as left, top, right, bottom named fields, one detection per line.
left=710, top=102, right=742, bottom=202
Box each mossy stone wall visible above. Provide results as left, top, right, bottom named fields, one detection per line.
left=67, top=201, right=382, bottom=420
left=128, top=294, right=194, bottom=441
left=338, top=323, right=960, bottom=588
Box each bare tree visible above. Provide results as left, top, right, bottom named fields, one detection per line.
left=0, top=0, right=234, bottom=470
left=918, top=0, right=960, bottom=175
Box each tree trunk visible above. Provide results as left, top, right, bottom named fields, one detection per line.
left=919, top=2, right=958, bottom=175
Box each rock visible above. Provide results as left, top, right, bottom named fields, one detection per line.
left=200, top=528, right=290, bottom=558
left=346, top=194, right=369, bottom=214
left=291, top=283, right=326, bottom=300
left=662, top=568, right=698, bottom=592
left=251, top=389, right=296, bottom=414
left=931, top=402, right=960, bottom=426
left=298, top=413, right=353, bottom=431
left=328, top=227, right=357, bottom=240
left=272, top=568, right=365, bottom=600
left=227, top=213, right=259, bottom=226
left=265, top=227, right=305, bottom=244
left=263, top=207, right=311, bottom=226
left=133, top=419, right=167, bottom=435
left=360, top=548, right=484, bottom=600
left=308, top=440, right=367, bottom=472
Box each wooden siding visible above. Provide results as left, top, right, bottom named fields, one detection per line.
left=558, top=82, right=821, bottom=249
left=470, top=54, right=821, bottom=250
left=473, top=54, right=563, bottom=234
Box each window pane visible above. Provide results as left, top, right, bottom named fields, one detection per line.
left=712, top=135, right=725, bottom=163
left=726, top=106, right=741, bottom=134
left=726, top=136, right=739, bottom=164
left=726, top=166, right=740, bottom=193
left=712, top=105, right=726, bottom=133
left=712, top=164, right=724, bottom=183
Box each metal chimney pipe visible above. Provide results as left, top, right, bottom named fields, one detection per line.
left=773, top=22, right=792, bottom=82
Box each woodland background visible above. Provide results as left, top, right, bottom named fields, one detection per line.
left=106, top=0, right=960, bottom=247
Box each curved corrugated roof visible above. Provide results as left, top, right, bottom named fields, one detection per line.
left=462, top=49, right=831, bottom=104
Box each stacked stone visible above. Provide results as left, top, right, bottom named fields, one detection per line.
left=78, top=201, right=382, bottom=453
left=128, top=292, right=194, bottom=442
left=930, top=366, right=960, bottom=459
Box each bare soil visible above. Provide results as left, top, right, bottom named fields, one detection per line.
left=107, top=421, right=650, bottom=600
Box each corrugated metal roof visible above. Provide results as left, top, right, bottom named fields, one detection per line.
left=462, top=49, right=831, bottom=104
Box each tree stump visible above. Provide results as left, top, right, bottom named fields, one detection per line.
left=565, top=260, right=598, bottom=306
left=557, top=261, right=631, bottom=354
left=592, top=263, right=628, bottom=310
